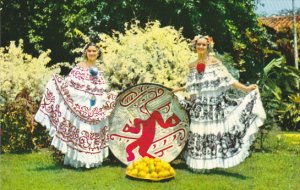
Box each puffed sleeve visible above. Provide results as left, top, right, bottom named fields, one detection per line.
left=219, top=63, right=238, bottom=85
left=185, top=69, right=199, bottom=96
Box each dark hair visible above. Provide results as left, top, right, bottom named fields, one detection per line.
left=82, top=42, right=102, bottom=60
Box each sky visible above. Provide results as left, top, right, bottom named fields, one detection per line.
left=255, top=0, right=300, bottom=16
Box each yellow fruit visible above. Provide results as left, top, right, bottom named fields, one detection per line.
left=154, top=158, right=161, bottom=163
left=158, top=171, right=164, bottom=178
left=144, top=166, right=150, bottom=173
left=134, top=164, right=139, bottom=171
left=138, top=171, right=147, bottom=178
left=132, top=161, right=138, bottom=167
left=149, top=164, right=155, bottom=173
left=127, top=157, right=176, bottom=180
left=163, top=170, right=170, bottom=177
left=143, top=156, right=150, bottom=161
left=148, top=159, right=154, bottom=165
left=138, top=163, right=146, bottom=172
left=140, top=162, right=147, bottom=168
left=140, top=165, right=149, bottom=173
left=150, top=172, right=158, bottom=179
left=127, top=165, right=133, bottom=171
left=135, top=160, right=141, bottom=164
left=145, top=173, right=151, bottom=179
left=162, top=163, right=170, bottom=170
left=155, top=166, right=162, bottom=173
left=131, top=169, right=138, bottom=176
left=169, top=168, right=175, bottom=176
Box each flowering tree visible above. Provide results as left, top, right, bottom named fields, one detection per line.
left=0, top=40, right=61, bottom=103
left=99, top=20, right=195, bottom=90
left=0, top=40, right=64, bottom=153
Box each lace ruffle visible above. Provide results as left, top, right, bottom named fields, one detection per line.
left=185, top=89, right=266, bottom=170
left=35, top=66, right=114, bottom=168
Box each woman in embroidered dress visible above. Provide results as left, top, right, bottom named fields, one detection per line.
left=35, top=42, right=116, bottom=168
left=173, top=35, right=266, bottom=171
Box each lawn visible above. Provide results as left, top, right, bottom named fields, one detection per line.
left=1, top=131, right=300, bottom=190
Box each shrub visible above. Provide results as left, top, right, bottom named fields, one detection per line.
left=0, top=40, right=64, bottom=153
left=0, top=89, right=51, bottom=153
left=256, top=56, right=300, bottom=152
left=98, top=20, right=195, bottom=90
left=278, top=94, right=300, bottom=131
left=50, top=146, right=65, bottom=166
left=0, top=40, right=60, bottom=103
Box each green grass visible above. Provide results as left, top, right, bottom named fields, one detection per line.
left=1, top=131, right=300, bottom=190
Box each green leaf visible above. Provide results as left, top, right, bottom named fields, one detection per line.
left=263, top=57, right=284, bottom=75
left=264, top=79, right=282, bottom=100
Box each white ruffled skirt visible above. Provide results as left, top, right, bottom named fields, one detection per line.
left=35, top=75, right=112, bottom=168
left=184, top=89, right=266, bottom=170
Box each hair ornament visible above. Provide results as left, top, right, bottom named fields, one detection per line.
left=191, top=35, right=215, bottom=55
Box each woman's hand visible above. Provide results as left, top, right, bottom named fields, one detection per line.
left=246, top=84, right=258, bottom=92
left=232, top=82, right=258, bottom=93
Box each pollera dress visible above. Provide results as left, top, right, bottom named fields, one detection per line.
left=183, top=61, right=266, bottom=170
left=35, top=65, right=116, bottom=168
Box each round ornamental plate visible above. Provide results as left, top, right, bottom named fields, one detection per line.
left=109, top=83, right=189, bottom=165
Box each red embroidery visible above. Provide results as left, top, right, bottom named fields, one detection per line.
left=57, top=119, right=109, bottom=154
left=69, top=67, right=106, bottom=85
left=40, top=88, right=61, bottom=126
left=37, top=66, right=113, bottom=154
left=45, top=68, right=116, bottom=125
left=40, top=108, right=109, bottom=154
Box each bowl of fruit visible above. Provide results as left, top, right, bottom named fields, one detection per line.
left=126, top=157, right=176, bottom=181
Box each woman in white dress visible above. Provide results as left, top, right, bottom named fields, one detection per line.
left=174, top=35, right=266, bottom=171
left=35, top=42, right=116, bottom=168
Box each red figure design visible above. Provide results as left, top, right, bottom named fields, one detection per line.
left=123, top=110, right=181, bottom=162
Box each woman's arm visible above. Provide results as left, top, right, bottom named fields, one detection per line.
left=232, top=81, right=257, bottom=92
left=214, top=58, right=257, bottom=93
left=172, top=87, right=186, bottom=93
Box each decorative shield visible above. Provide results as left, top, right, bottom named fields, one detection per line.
left=109, top=83, right=189, bottom=165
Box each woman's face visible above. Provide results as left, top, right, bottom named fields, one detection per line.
left=86, top=45, right=98, bottom=62
left=196, top=38, right=208, bottom=54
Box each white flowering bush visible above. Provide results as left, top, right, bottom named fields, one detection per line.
left=0, top=40, right=63, bottom=152
left=0, top=40, right=60, bottom=103
left=99, top=20, right=195, bottom=90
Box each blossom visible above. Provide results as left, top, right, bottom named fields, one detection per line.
left=0, top=40, right=63, bottom=103
left=196, top=63, right=206, bottom=73
left=98, top=20, right=195, bottom=90
left=207, top=37, right=214, bottom=44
